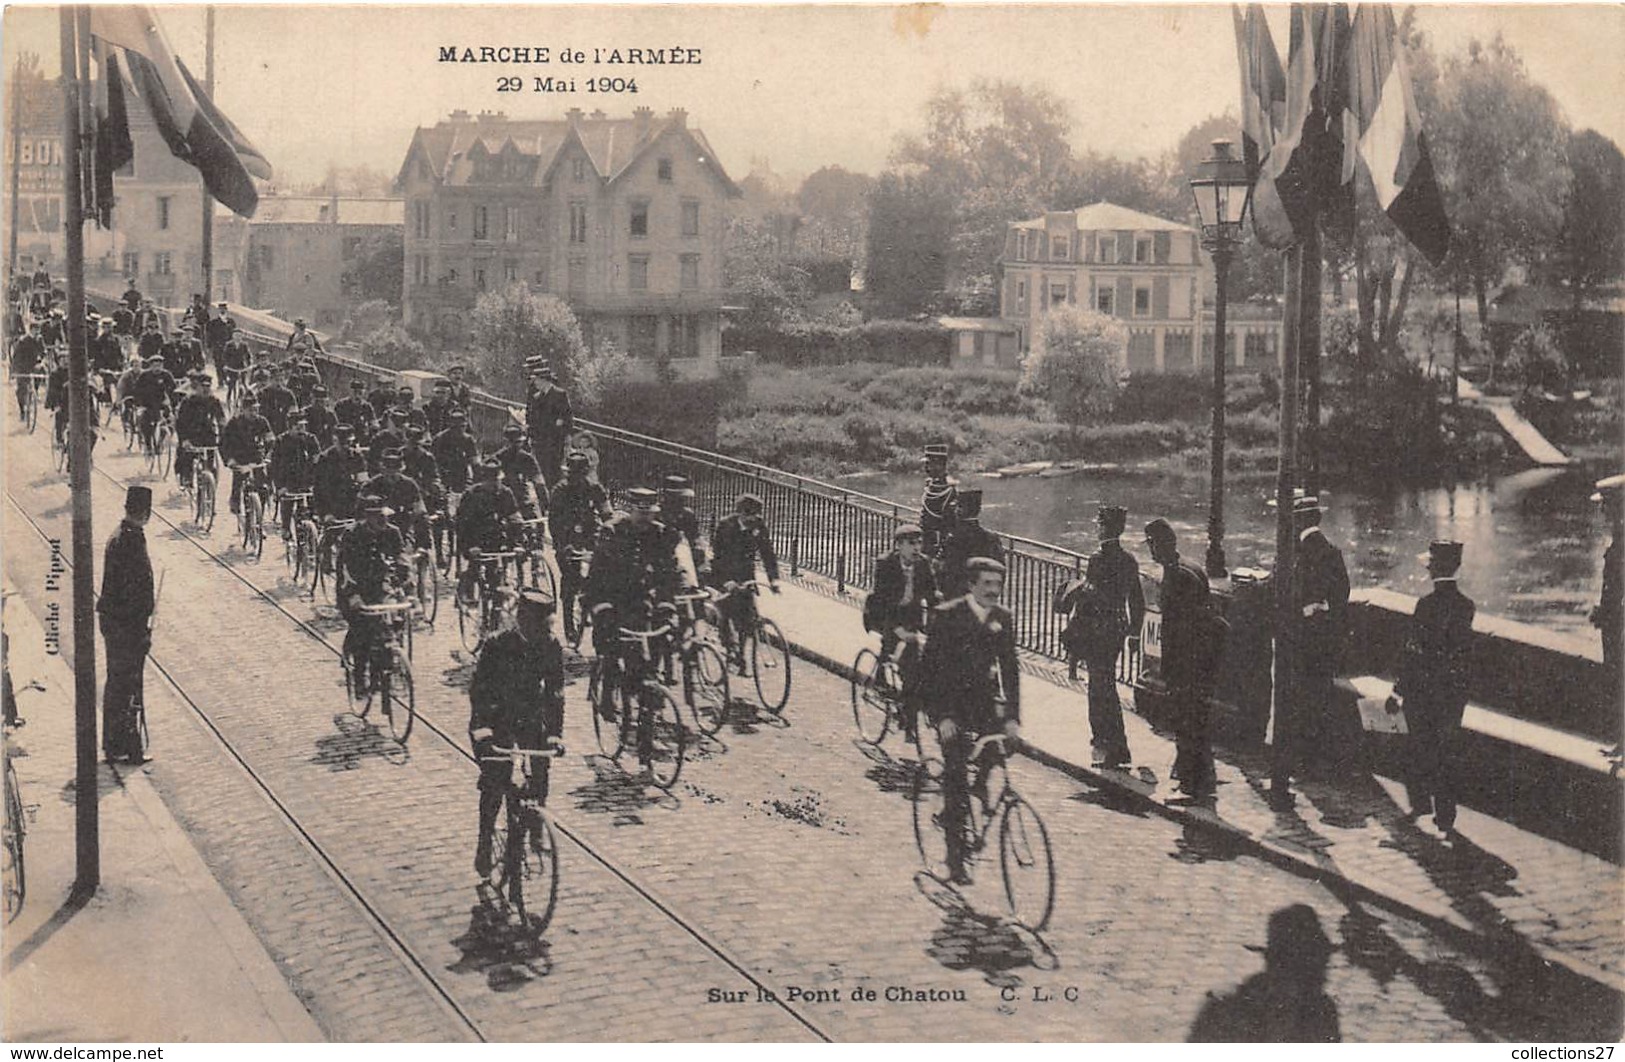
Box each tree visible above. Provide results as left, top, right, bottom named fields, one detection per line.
left=865, top=171, right=952, bottom=317
left=348, top=229, right=403, bottom=305
left=724, top=214, right=813, bottom=329
left=1557, top=129, right=1625, bottom=300
left=1018, top=306, right=1125, bottom=437
left=567, top=337, right=635, bottom=413
left=469, top=284, right=586, bottom=398
left=1431, top=35, right=1571, bottom=334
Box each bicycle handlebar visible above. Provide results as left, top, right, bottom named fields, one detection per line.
left=618, top=624, right=674, bottom=642
left=479, top=743, right=566, bottom=762
left=968, top=732, right=1013, bottom=760
left=358, top=601, right=415, bottom=615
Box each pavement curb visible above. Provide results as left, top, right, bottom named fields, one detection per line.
left=776, top=603, right=1625, bottom=999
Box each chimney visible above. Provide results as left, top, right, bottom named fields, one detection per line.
left=565, top=107, right=583, bottom=126
left=589, top=108, right=606, bottom=121
left=448, top=109, right=471, bottom=122
left=477, top=109, right=507, bottom=123
left=633, top=105, right=653, bottom=139
left=667, top=107, right=687, bottom=129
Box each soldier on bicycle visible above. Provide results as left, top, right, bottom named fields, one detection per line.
left=221, top=332, right=252, bottom=405
left=338, top=495, right=407, bottom=697
left=11, top=322, right=45, bottom=417
left=495, top=424, right=547, bottom=520
left=550, top=452, right=611, bottom=556
left=132, top=353, right=178, bottom=455
left=367, top=407, right=408, bottom=474
left=313, top=424, right=367, bottom=524
left=363, top=448, right=428, bottom=551
left=863, top=523, right=939, bottom=737
left=256, top=364, right=298, bottom=436
left=174, top=371, right=226, bottom=491
left=270, top=409, right=322, bottom=536
left=469, top=588, right=565, bottom=882
left=455, top=458, right=522, bottom=606
left=334, top=379, right=377, bottom=444
left=432, top=408, right=480, bottom=501
left=220, top=392, right=273, bottom=517
left=659, top=475, right=707, bottom=573
left=305, top=386, right=339, bottom=450
left=919, top=556, right=1021, bottom=886
left=709, top=493, right=782, bottom=674
left=423, top=378, right=457, bottom=437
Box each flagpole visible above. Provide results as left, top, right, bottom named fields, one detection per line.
left=199, top=5, right=214, bottom=308
left=60, top=2, right=100, bottom=899
left=1300, top=216, right=1322, bottom=496
left=8, top=58, right=22, bottom=283
left=1270, top=243, right=1301, bottom=798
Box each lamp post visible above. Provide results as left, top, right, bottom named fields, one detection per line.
left=1190, top=139, right=1252, bottom=580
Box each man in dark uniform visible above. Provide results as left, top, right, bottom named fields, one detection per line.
left=99, top=486, right=156, bottom=764
left=305, top=386, right=339, bottom=449
left=710, top=493, right=781, bottom=672
left=919, top=442, right=959, bottom=562
left=121, top=278, right=143, bottom=313
left=424, top=378, right=456, bottom=437
left=919, top=556, right=1020, bottom=885
left=285, top=317, right=323, bottom=356
left=174, top=371, right=225, bottom=492
left=526, top=362, right=574, bottom=491
left=335, top=379, right=378, bottom=442
left=446, top=363, right=473, bottom=412
left=495, top=423, right=547, bottom=520
left=181, top=292, right=208, bottom=333
left=1387, top=541, right=1476, bottom=835
left=659, top=475, right=706, bottom=573
left=393, top=385, right=427, bottom=433
left=270, top=410, right=322, bottom=536
left=455, top=458, right=522, bottom=604
left=338, top=496, right=406, bottom=695
left=289, top=359, right=323, bottom=409
left=367, top=407, right=409, bottom=474
left=469, top=589, right=565, bottom=882
left=1275, top=494, right=1351, bottom=798
left=939, top=489, right=1004, bottom=600
left=1057, top=505, right=1146, bottom=768
left=549, top=451, right=611, bottom=561
left=363, top=448, right=428, bottom=550
left=366, top=375, right=398, bottom=421
left=1147, top=518, right=1220, bottom=800
left=137, top=320, right=165, bottom=365
left=257, top=365, right=298, bottom=436
left=11, top=323, right=45, bottom=417
left=206, top=302, right=236, bottom=373
left=402, top=426, right=445, bottom=557
left=220, top=392, right=273, bottom=516
left=91, top=318, right=124, bottom=375
left=313, top=425, right=367, bottom=524
left=111, top=303, right=136, bottom=339
left=864, top=523, right=938, bottom=736
left=132, top=353, right=178, bottom=454
left=134, top=299, right=162, bottom=339
left=1591, top=476, right=1623, bottom=687
left=221, top=332, right=252, bottom=403
left=433, top=408, right=480, bottom=500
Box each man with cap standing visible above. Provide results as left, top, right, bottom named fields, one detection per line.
left=424, top=378, right=457, bottom=437
left=121, top=277, right=143, bottom=314
left=1591, top=476, right=1624, bottom=684
left=1057, top=505, right=1146, bottom=768
left=864, top=523, right=938, bottom=733
left=919, top=556, right=1020, bottom=885
left=469, top=588, right=565, bottom=883
left=99, top=486, right=156, bottom=764
left=1387, top=541, right=1475, bottom=834
left=526, top=362, right=574, bottom=491
left=939, top=489, right=1004, bottom=600
left=446, top=363, right=473, bottom=414
left=338, top=496, right=407, bottom=695
left=659, top=475, right=707, bottom=573
left=335, top=378, right=378, bottom=442
left=710, top=494, right=781, bottom=673
left=206, top=302, right=236, bottom=373
left=1277, top=495, right=1351, bottom=795
left=1146, top=518, right=1220, bottom=800
left=919, top=443, right=959, bottom=563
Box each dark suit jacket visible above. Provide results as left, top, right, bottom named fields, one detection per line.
left=1158, top=558, right=1212, bottom=691
left=526, top=388, right=574, bottom=458
left=97, top=520, right=154, bottom=634
left=1397, top=581, right=1476, bottom=717
left=1292, top=528, right=1350, bottom=664
left=920, top=598, right=1020, bottom=732
left=864, top=550, right=938, bottom=635
left=939, top=523, right=1005, bottom=599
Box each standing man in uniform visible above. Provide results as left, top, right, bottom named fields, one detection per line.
left=1146, top=518, right=1219, bottom=801
left=206, top=302, right=236, bottom=376
left=1274, top=495, right=1351, bottom=801
left=1387, top=541, right=1476, bottom=835
left=99, top=487, right=156, bottom=764
left=659, top=475, right=707, bottom=574
left=919, top=442, right=959, bottom=564
left=526, top=361, right=574, bottom=492
left=1591, top=476, right=1623, bottom=695
left=1057, top=505, right=1146, bottom=769
left=938, top=489, right=1004, bottom=600
left=446, top=363, right=473, bottom=414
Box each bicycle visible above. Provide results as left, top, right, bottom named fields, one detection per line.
left=407, top=535, right=440, bottom=629
left=142, top=408, right=174, bottom=479
left=589, top=616, right=685, bottom=789
left=231, top=461, right=270, bottom=559
left=556, top=543, right=593, bottom=650
left=911, top=731, right=1055, bottom=932
left=4, top=693, right=42, bottom=924
left=342, top=598, right=416, bottom=744
left=183, top=444, right=220, bottom=533
left=671, top=589, right=730, bottom=736
left=311, top=518, right=356, bottom=606
left=14, top=372, right=45, bottom=434
left=476, top=743, right=564, bottom=934
left=515, top=516, right=556, bottom=599
left=222, top=366, right=248, bottom=413
left=457, top=549, right=520, bottom=654
left=852, top=634, right=926, bottom=747
left=713, top=581, right=792, bottom=715
left=280, top=491, right=318, bottom=585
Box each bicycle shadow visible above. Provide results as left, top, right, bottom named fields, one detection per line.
left=566, top=756, right=680, bottom=826
left=916, top=873, right=1058, bottom=989
left=440, top=657, right=477, bottom=694
left=446, top=898, right=553, bottom=992
left=310, top=713, right=410, bottom=771
left=722, top=699, right=791, bottom=735
left=1067, top=785, right=1152, bottom=819
left=854, top=740, right=924, bottom=797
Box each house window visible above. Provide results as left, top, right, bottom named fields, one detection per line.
left=504, top=260, right=518, bottom=283
left=680, top=254, right=699, bottom=291
left=567, top=256, right=586, bottom=294
left=1134, top=284, right=1151, bottom=317
left=154, top=252, right=173, bottom=275
left=1050, top=283, right=1067, bottom=307
left=572, top=157, right=586, bottom=181
left=1016, top=231, right=1029, bottom=260
left=257, top=245, right=274, bottom=271
left=1136, top=236, right=1152, bottom=264
left=1096, top=281, right=1114, bottom=315
left=121, top=251, right=140, bottom=277
left=412, top=200, right=430, bottom=238
left=1016, top=280, right=1027, bottom=314
left=474, top=265, right=488, bottom=292
left=1165, top=329, right=1193, bottom=366
left=681, top=200, right=700, bottom=237
left=1051, top=236, right=1068, bottom=260
left=157, top=196, right=171, bottom=230
left=473, top=205, right=489, bottom=241
left=1098, top=236, right=1117, bottom=263
left=504, top=206, right=519, bottom=242
left=412, top=256, right=429, bottom=285
left=630, top=314, right=658, bottom=358
left=447, top=209, right=458, bottom=234
left=629, top=255, right=649, bottom=291
left=568, top=200, right=588, bottom=243
left=670, top=314, right=700, bottom=358
left=630, top=200, right=649, bottom=239
left=657, top=158, right=673, bottom=182
left=533, top=268, right=546, bottom=287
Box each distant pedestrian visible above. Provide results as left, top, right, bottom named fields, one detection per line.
left=1055, top=506, right=1146, bottom=769
left=1273, top=494, right=1350, bottom=802
left=918, top=442, right=958, bottom=563
left=1188, top=904, right=1341, bottom=1042
left=98, top=486, right=156, bottom=764
left=1145, top=518, right=1221, bottom=799
left=1590, top=476, right=1623, bottom=687
left=939, top=489, right=1003, bottom=600
left=525, top=361, right=573, bottom=491
left=1388, top=541, right=1475, bottom=834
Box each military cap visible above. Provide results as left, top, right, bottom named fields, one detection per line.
left=448, top=408, right=467, bottom=421
left=294, top=317, right=307, bottom=326
left=1144, top=517, right=1176, bottom=544
left=448, top=363, right=466, bottom=373
left=1096, top=505, right=1128, bottom=536
left=894, top=523, right=923, bottom=541
left=1427, top=540, right=1463, bottom=573
left=405, top=425, right=426, bottom=440
left=397, top=385, right=414, bottom=395
left=125, top=485, right=153, bottom=516
left=517, top=587, right=557, bottom=616
left=289, top=408, right=308, bottom=422
left=736, top=492, right=764, bottom=513
left=626, top=487, right=660, bottom=510
left=503, top=423, right=524, bottom=436
left=956, top=488, right=984, bottom=519
left=433, top=378, right=451, bottom=390
left=349, top=379, right=367, bottom=390
left=380, top=448, right=405, bottom=464
left=312, top=386, right=329, bottom=398
left=362, top=495, right=393, bottom=517
left=334, top=423, right=356, bottom=438
left=964, top=556, right=1006, bottom=576
left=923, top=443, right=950, bottom=460
left=662, top=474, right=691, bottom=493
left=1292, top=494, right=1323, bottom=516
left=565, top=451, right=590, bottom=468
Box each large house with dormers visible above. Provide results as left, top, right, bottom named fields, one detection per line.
left=396, top=107, right=741, bottom=375
left=991, top=201, right=1282, bottom=374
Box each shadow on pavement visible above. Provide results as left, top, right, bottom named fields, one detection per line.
left=1067, top=785, right=1152, bottom=819
left=567, top=756, right=679, bottom=825
left=446, top=899, right=553, bottom=992
left=854, top=741, right=923, bottom=797
left=1170, top=820, right=1245, bottom=864
left=310, top=713, right=410, bottom=771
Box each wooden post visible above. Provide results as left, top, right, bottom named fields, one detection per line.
left=61, top=3, right=99, bottom=897
left=1270, top=245, right=1301, bottom=795
left=1300, top=217, right=1322, bottom=497
left=199, top=6, right=214, bottom=307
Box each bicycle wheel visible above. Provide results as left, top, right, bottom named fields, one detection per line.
left=243, top=493, right=264, bottom=558
left=512, top=809, right=560, bottom=936
left=195, top=473, right=216, bottom=533
left=850, top=648, right=891, bottom=745
left=23, top=390, right=39, bottom=433
left=313, top=535, right=337, bottom=605
left=683, top=641, right=729, bottom=736
left=2, top=827, right=20, bottom=923
left=588, top=657, right=623, bottom=758
left=415, top=552, right=439, bottom=628
left=157, top=431, right=173, bottom=479
left=910, top=727, right=950, bottom=875
left=643, top=683, right=686, bottom=790
left=295, top=520, right=318, bottom=586
left=751, top=618, right=792, bottom=714
left=384, top=649, right=415, bottom=744
left=457, top=580, right=481, bottom=653
left=999, top=793, right=1055, bottom=932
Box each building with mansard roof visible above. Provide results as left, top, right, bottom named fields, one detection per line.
left=396, top=106, right=740, bottom=377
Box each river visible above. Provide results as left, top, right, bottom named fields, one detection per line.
left=851, top=464, right=1613, bottom=641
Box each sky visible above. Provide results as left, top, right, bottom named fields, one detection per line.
left=4, top=2, right=1623, bottom=189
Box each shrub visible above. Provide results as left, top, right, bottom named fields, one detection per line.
left=1019, top=306, right=1125, bottom=435
left=568, top=338, right=634, bottom=412
left=357, top=323, right=426, bottom=371
left=1505, top=323, right=1569, bottom=392
left=469, top=285, right=586, bottom=397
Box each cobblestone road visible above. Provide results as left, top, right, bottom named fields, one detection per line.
left=5, top=423, right=1619, bottom=1042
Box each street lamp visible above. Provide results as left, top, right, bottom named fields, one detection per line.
left=1190, top=138, right=1252, bottom=579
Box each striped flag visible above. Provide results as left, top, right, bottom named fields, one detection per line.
left=89, top=5, right=271, bottom=218
left=1248, top=5, right=1323, bottom=248
left=1232, top=4, right=1286, bottom=178
left=1343, top=4, right=1451, bottom=264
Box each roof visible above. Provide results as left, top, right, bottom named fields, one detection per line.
left=1013, top=201, right=1194, bottom=234
left=398, top=110, right=741, bottom=196
left=248, top=197, right=403, bottom=227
